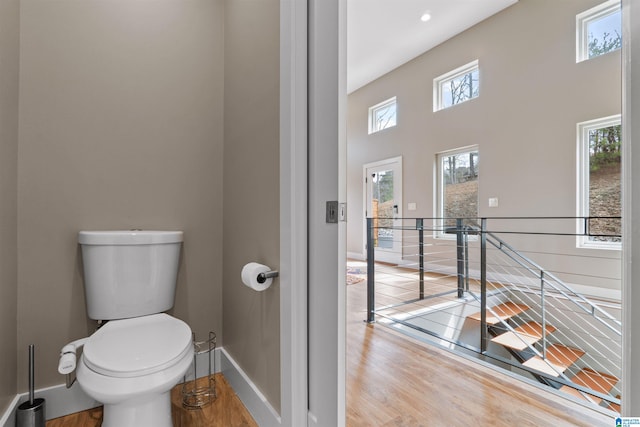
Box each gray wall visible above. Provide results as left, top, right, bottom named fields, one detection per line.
left=347, top=0, right=622, bottom=293
left=0, top=0, right=20, bottom=414
left=623, top=0, right=640, bottom=415
left=17, top=0, right=225, bottom=389
left=223, top=0, right=281, bottom=413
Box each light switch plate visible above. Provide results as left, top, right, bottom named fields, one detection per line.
left=488, top=197, right=499, bottom=208
left=408, top=202, right=417, bottom=211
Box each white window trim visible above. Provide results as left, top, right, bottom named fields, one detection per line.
left=433, top=59, right=479, bottom=112
left=576, top=114, right=621, bottom=250
left=576, top=0, right=621, bottom=63
left=435, top=145, right=480, bottom=240
left=367, top=96, right=397, bottom=134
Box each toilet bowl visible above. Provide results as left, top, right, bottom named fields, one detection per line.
left=76, top=313, right=193, bottom=427
left=58, top=230, right=190, bottom=426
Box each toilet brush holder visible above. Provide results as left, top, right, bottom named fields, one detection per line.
left=16, top=399, right=45, bottom=427
left=16, top=345, right=45, bottom=427
left=182, top=332, right=216, bottom=409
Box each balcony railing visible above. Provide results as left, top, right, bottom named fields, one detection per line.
left=364, top=216, right=622, bottom=411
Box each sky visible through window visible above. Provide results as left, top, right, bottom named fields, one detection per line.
left=587, top=8, right=621, bottom=58
left=441, top=69, right=479, bottom=109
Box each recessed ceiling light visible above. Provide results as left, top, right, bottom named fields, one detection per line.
left=420, top=12, right=432, bottom=22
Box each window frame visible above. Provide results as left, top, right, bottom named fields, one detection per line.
left=576, top=114, right=622, bottom=250
left=367, top=96, right=397, bottom=134
left=433, top=60, right=480, bottom=112
left=435, top=145, right=480, bottom=239
left=576, top=0, right=621, bottom=63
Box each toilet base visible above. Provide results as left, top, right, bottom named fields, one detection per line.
left=102, top=391, right=172, bottom=427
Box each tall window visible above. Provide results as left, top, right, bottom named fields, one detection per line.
left=368, top=96, right=397, bottom=134
left=433, top=60, right=479, bottom=112
left=436, top=147, right=479, bottom=235
left=576, top=0, right=622, bottom=62
left=577, top=115, right=621, bottom=248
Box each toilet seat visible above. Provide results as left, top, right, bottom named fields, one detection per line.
left=83, top=313, right=192, bottom=378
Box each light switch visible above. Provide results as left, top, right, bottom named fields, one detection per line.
left=488, top=197, right=499, bottom=208
left=408, top=202, right=417, bottom=211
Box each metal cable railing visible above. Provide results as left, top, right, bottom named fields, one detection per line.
left=363, top=216, right=622, bottom=410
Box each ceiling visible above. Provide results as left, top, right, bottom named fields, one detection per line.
left=347, top=0, right=518, bottom=93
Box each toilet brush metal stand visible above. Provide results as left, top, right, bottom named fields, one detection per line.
left=16, top=345, right=45, bottom=427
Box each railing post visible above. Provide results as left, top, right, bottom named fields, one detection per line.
left=541, top=271, right=546, bottom=359
left=366, top=218, right=376, bottom=323
left=417, top=218, right=424, bottom=300
left=480, top=218, right=488, bottom=353
left=584, top=217, right=589, bottom=237
left=464, top=228, right=470, bottom=292
left=456, top=218, right=464, bottom=298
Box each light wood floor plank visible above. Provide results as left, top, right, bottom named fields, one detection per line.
left=47, top=276, right=615, bottom=427
left=45, top=373, right=257, bottom=427
left=347, top=280, right=614, bottom=426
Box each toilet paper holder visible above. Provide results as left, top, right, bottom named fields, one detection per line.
left=257, top=270, right=279, bottom=284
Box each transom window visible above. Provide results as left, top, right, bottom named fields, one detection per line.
left=576, top=0, right=622, bottom=63
left=436, top=146, right=479, bottom=237
left=368, top=96, right=397, bottom=134
left=577, top=115, right=621, bottom=249
left=433, top=60, right=479, bottom=112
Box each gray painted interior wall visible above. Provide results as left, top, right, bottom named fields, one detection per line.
left=17, top=0, right=225, bottom=390
left=0, top=0, right=19, bottom=414
left=223, top=0, right=281, bottom=413
left=2, top=0, right=283, bottom=415
left=347, top=0, right=622, bottom=294
left=624, top=0, right=640, bottom=415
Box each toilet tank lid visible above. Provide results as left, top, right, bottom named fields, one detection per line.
left=78, top=230, right=183, bottom=245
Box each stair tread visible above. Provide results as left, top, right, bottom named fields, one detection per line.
left=468, top=302, right=530, bottom=325
left=609, top=395, right=621, bottom=413
left=522, top=344, right=585, bottom=377
left=560, top=368, right=619, bottom=405
left=491, top=321, right=556, bottom=351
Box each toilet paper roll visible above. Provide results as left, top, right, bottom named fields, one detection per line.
left=241, top=262, right=273, bottom=291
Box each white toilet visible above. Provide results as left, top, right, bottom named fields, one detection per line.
left=71, top=230, right=192, bottom=427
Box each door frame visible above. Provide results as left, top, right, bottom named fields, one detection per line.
left=363, top=156, right=403, bottom=264
left=280, top=0, right=346, bottom=426
left=286, top=0, right=640, bottom=419
left=279, top=0, right=309, bottom=426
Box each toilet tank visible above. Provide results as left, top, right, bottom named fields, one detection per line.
left=78, top=230, right=183, bottom=320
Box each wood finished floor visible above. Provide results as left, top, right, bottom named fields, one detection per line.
left=346, top=276, right=615, bottom=427
left=47, top=270, right=615, bottom=427
left=46, top=374, right=257, bottom=427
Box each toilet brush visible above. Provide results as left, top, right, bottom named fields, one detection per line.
left=16, top=345, right=45, bottom=427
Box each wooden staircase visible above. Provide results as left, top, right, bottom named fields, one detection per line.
left=522, top=344, right=585, bottom=377
left=559, top=368, right=619, bottom=405
left=490, top=321, right=556, bottom=351
left=468, top=302, right=620, bottom=410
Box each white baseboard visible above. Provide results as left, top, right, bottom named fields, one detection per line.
left=220, top=348, right=281, bottom=426
left=0, top=396, right=20, bottom=427
left=0, top=348, right=222, bottom=427
left=0, top=379, right=101, bottom=427
left=0, top=348, right=281, bottom=427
